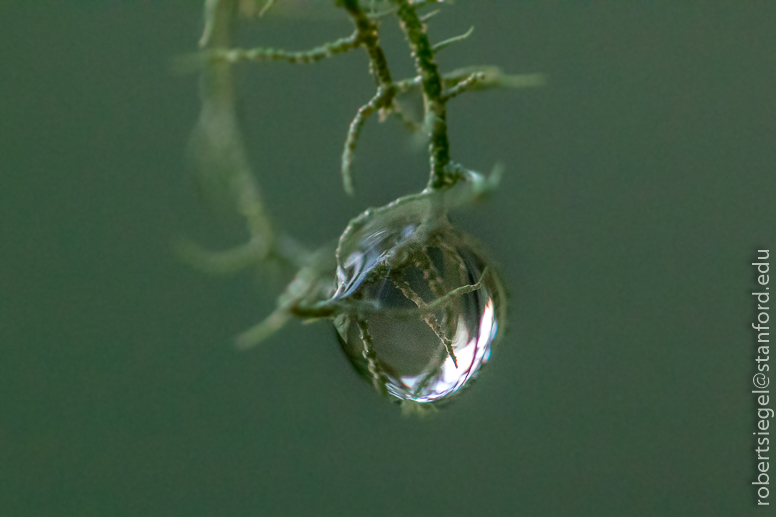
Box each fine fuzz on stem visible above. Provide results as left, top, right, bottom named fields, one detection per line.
left=338, top=0, right=397, bottom=194
left=441, top=72, right=485, bottom=101
left=206, top=31, right=361, bottom=64
left=390, top=0, right=452, bottom=189
left=342, top=87, right=395, bottom=195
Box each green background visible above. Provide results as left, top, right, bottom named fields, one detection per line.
left=1, top=1, right=774, bottom=516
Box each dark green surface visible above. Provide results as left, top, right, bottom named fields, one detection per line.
left=1, top=2, right=775, bottom=516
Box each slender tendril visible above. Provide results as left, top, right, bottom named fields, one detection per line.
left=194, top=0, right=275, bottom=248
left=206, top=31, right=361, bottom=64
left=338, top=0, right=397, bottom=194
left=342, top=87, right=394, bottom=195
left=441, top=72, right=485, bottom=102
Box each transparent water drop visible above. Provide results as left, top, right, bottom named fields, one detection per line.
left=332, top=195, right=504, bottom=405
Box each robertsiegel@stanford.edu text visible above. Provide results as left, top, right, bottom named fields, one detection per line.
left=753, top=249, right=771, bottom=506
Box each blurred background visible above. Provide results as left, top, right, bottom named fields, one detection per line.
left=1, top=1, right=775, bottom=515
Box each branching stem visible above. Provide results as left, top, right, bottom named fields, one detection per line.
left=340, top=0, right=394, bottom=90
left=441, top=72, right=485, bottom=102
left=196, top=0, right=274, bottom=246
left=390, top=0, right=453, bottom=190
left=338, top=0, right=398, bottom=194
left=206, top=31, right=361, bottom=64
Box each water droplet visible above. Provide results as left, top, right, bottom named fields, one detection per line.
left=332, top=196, right=504, bottom=405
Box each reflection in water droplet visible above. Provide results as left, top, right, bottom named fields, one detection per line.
left=332, top=202, right=504, bottom=405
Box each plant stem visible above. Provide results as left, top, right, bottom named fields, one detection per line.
left=391, top=0, right=452, bottom=190
left=206, top=30, right=361, bottom=64
left=192, top=0, right=314, bottom=272
left=338, top=0, right=398, bottom=194
left=339, top=0, right=395, bottom=90
left=195, top=0, right=275, bottom=249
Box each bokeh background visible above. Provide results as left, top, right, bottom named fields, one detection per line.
left=2, top=1, right=775, bottom=515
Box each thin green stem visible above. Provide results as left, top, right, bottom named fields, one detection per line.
left=390, top=0, right=452, bottom=190
left=441, top=72, right=485, bottom=102
left=206, top=31, right=361, bottom=64
left=338, top=0, right=398, bottom=194
left=191, top=0, right=314, bottom=271
left=339, top=0, right=394, bottom=89
left=342, top=87, right=395, bottom=195
left=431, top=26, right=474, bottom=54
left=357, top=318, right=389, bottom=396
left=195, top=0, right=273, bottom=243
